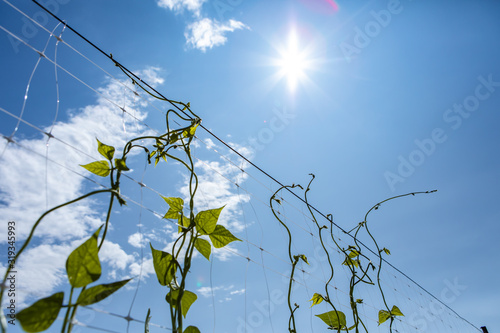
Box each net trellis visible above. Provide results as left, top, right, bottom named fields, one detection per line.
left=0, top=1, right=482, bottom=332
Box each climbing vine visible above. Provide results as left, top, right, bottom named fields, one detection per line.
left=0, top=72, right=241, bottom=332
left=270, top=174, right=436, bottom=332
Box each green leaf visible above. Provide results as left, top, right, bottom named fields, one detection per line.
left=66, top=226, right=102, bottom=288
left=378, top=310, right=391, bottom=325
left=209, top=225, right=241, bottom=248
left=164, top=209, right=179, bottom=220
left=150, top=243, right=176, bottom=286
left=316, top=311, right=347, bottom=330
left=383, top=248, right=391, bottom=255
left=76, top=279, right=131, bottom=306
left=348, top=249, right=360, bottom=258
left=166, top=290, right=197, bottom=318
left=309, top=293, right=324, bottom=307
left=114, top=158, right=130, bottom=171
left=184, top=326, right=200, bottom=333
left=293, top=254, right=309, bottom=264
left=144, top=308, right=151, bottom=333
left=356, top=299, right=363, bottom=304
left=177, top=215, right=190, bottom=233
left=96, top=138, right=115, bottom=160
left=162, top=197, right=184, bottom=214
left=194, top=238, right=211, bottom=261
left=169, top=131, right=179, bottom=144
left=80, top=160, right=110, bottom=177
left=17, top=292, right=63, bottom=332
left=298, top=254, right=308, bottom=264
left=342, top=257, right=360, bottom=268
left=391, top=305, right=404, bottom=316
left=195, top=206, right=224, bottom=235
left=182, top=123, right=199, bottom=138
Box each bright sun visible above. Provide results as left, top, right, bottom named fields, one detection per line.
left=276, top=30, right=310, bottom=92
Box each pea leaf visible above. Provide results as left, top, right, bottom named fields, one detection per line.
left=298, top=254, right=309, bottom=264
left=169, top=131, right=179, bottom=144
left=195, top=206, right=224, bottom=235
left=178, top=215, right=190, bottom=233
left=391, top=305, right=404, bottom=316
left=194, top=238, right=211, bottom=261
left=208, top=225, right=241, bottom=248
left=76, top=279, right=131, bottom=306
left=348, top=249, right=360, bottom=258
left=80, top=160, right=110, bottom=177
left=66, top=226, right=102, bottom=288
left=96, top=138, right=115, bottom=160
left=114, top=158, right=130, bottom=171
left=162, top=197, right=184, bottom=214
left=342, top=257, right=360, bottom=268
left=17, top=292, right=63, bottom=332
left=184, top=326, right=200, bottom=333
left=150, top=243, right=176, bottom=286
left=182, top=123, right=198, bottom=138
left=316, top=311, right=347, bottom=329
left=165, top=289, right=197, bottom=318
left=378, top=310, right=391, bottom=325
left=309, top=293, right=324, bottom=307
left=383, top=248, right=391, bottom=255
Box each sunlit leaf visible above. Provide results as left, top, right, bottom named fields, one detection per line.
left=378, top=310, right=391, bottom=325
left=96, top=138, right=115, bottom=160
left=166, top=290, right=197, bottom=318
left=17, top=292, right=63, bottom=332
left=114, top=158, right=130, bottom=171
left=182, top=123, right=198, bottom=138
left=383, top=248, right=391, bottom=255
left=80, top=160, right=110, bottom=177
left=194, top=238, right=211, bottom=261
left=162, top=197, right=184, bottom=214
left=195, top=206, right=224, bottom=235
left=294, top=254, right=309, bottom=264
left=208, top=225, right=241, bottom=248
left=342, top=257, right=360, bottom=268
left=391, top=305, right=404, bottom=316
left=77, top=279, right=131, bottom=306
left=348, top=249, right=360, bottom=258
left=316, top=311, right=346, bottom=329
left=66, top=226, right=102, bottom=288
left=184, top=326, right=200, bottom=333
left=309, top=293, right=324, bottom=307
left=298, top=254, right=309, bottom=264
left=178, top=215, right=190, bottom=233
left=150, top=243, right=176, bottom=286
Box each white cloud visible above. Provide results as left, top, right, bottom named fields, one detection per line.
left=128, top=232, right=150, bottom=248
left=157, top=0, right=207, bottom=17
left=197, top=284, right=235, bottom=298
left=99, top=240, right=136, bottom=278
left=230, top=288, right=245, bottom=295
left=185, top=18, right=249, bottom=52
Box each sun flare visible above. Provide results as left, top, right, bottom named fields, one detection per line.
left=275, top=30, right=311, bottom=93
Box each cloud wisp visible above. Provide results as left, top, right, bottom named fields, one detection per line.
left=185, top=18, right=249, bottom=52
left=157, top=0, right=207, bottom=17
left=156, top=0, right=249, bottom=51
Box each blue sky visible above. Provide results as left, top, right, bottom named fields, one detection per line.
left=1, top=0, right=499, bottom=332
